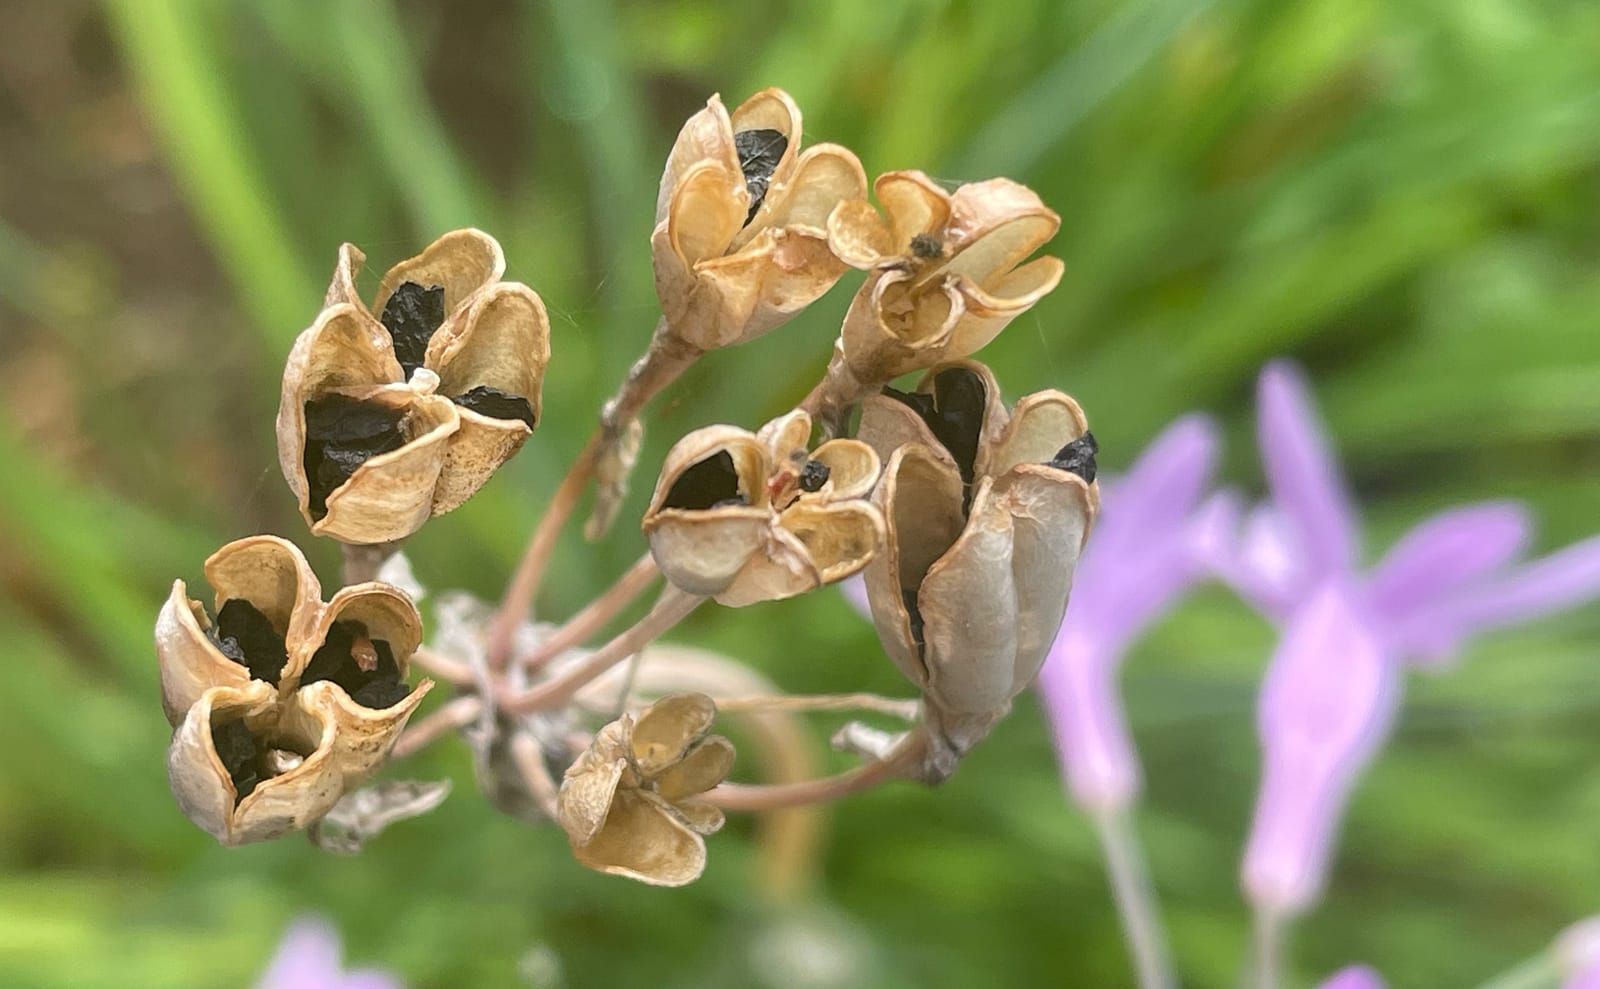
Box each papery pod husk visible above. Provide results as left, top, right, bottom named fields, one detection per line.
left=373, top=228, right=506, bottom=319
left=427, top=282, right=551, bottom=514
left=862, top=444, right=968, bottom=689
left=643, top=426, right=772, bottom=596
left=287, top=583, right=432, bottom=766
left=313, top=392, right=460, bottom=545
left=167, top=682, right=344, bottom=847
left=570, top=788, right=710, bottom=887
left=155, top=536, right=323, bottom=725
left=558, top=720, right=633, bottom=846
left=156, top=581, right=253, bottom=728
left=629, top=693, right=718, bottom=776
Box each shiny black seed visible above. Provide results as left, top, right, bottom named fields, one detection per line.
left=1048, top=431, right=1099, bottom=483
left=798, top=459, right=831, bottom=492
left=379, top=281, right=446, bottom=377
left=453, top=385, right=536, bottom=429
left=351, top=678, right=411, bottom=710
left=885, top=366, right=988, bottom=508
left=302, top=621, right=409, bottom=710
left=910, top=233, right=944, bottom=259
left=902, top=588, right=926, bottom=652
left=734, top=128, right=788, bottom=225
left=212, top=719, right=262, bottom=804
left=211, top=599, right=286, bottom=685
left=661, top=450, right=743, bottom=511
left=302, top=395, right=408, bottom=519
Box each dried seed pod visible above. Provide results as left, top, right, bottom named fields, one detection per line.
left=278, top=229, right=551, bottom=544
left=653, top=89, right=868, bottom=352
left=155, top=535, right=322, bottom=725
left=158, top=537, right=434, bottom=845
left=809, top=173, right=1063, bottom=422
left=558, top=694, right=734, bottom=886
left=642, top=409, right=885, bottom=606
left=858, top=362, right=1098, bottom=780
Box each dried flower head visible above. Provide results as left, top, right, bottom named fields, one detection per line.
left=278, top=229, right=551, bottom=544
left=810, top=172, right=1063, bottom=416
left=856, top=361, right=1097, bottom=780
left=643, top=408, right=885, bottom=606
left=653, top=88, right=867, bottom=351
left=557, top=693, right=734, bottom=886
left=157, top=536, right=433, bottom=845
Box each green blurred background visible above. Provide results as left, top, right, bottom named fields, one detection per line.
left=4, top=0, right=1600, bottom=986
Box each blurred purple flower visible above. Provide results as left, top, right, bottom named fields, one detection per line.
left=1035, top=414, right=1228, bottom=813
left=1559, top=917, right=1600, bottom=989
left=1317, top=965, right=1386, bottom=989
left=255, top=917, right=401, bottom=989
left=1216, top=361, right=1600, bottom=917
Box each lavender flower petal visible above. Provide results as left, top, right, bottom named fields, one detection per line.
left=1038, top=629, right=1141, bottom=812
left=1092, top=414, right=1221, bottom=554
left=1366, top=501, right=1531, bottom=623
left=1393, top=533, right=1600, bottom=667
left=1243, top=584, right=1400, bottom=916
left=1317, top=965, right=1387, bottom=989
left=1256, top=361, right=1360, bottom=586
left=255, top=917, right=402, bottom=989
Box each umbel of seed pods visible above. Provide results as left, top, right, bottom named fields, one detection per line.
left=154, top=87, right=1097, bottom=886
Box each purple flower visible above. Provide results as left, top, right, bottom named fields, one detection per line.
left=1217, top=361, right=1600, bottom=916
left=1317, top=965, right=1386, bottom=989
left=1034, top=414, right=1227, bottom=813
left=255, top=917, right=402, bottom=989
left=1559, top=917, right=1600, bottom=989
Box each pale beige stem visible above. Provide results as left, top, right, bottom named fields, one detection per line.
left=409, top=647, right=475, bottom=685
left=484, top=435, right=598, bottom=671
left=521, top=554, right=660, bottom=673
left=702, top=731, right=926, bottom=812
left=499, top=588, right=705, bottom=714
left=340, top=540, right=404, bottom=586
left=587, top=321, right=704, bottom=539
left=712, top=693, right=921, bottom=720
left=798, top=343, right=875, bottom=438
left=390, top=696, right=483, bottom=760
left=508, top=732, right=560, bottom=820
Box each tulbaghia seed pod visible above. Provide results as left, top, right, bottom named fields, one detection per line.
left=642, top=409, right=885, bottom=607
left=588, top=89, right=868, bottom=538
left=278, top=229, right=551, bottom=544
left=159, top=537, right=434, bottom=845
left=807, top=173, right=1063, bottom=428
left=857, top=362, right=1098, bottom=780
left=558, top=693, right=734, bottom=886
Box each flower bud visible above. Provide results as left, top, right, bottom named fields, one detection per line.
left=642, top=409, right=885, bottom=606
left=558, top=693, right=734, bottom=886
left=857, top=362, right=1097, bottom=779
left=278, top=229, right=551, bottom=544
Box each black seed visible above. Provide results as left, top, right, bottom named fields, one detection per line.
left=798, top=459, right=831, bottom=492
left=453, top=385, right=536, bottom=429
left=1048, top=431, right=1098, bottom=483
left=211, top=599, right=287, bottom=685
left=302, top=621, right=410, bottom=710
left=302, top=395, right=408, bottom=519
left=910, top=233, right=944, bottom=259
left=885, top=366, right=988, bottom=508
left=734, top=128, right=788, bottom=225
left=902, top=588, right=927, bottom=652
left=351, top=678, right=411, bottom=710
left=212, top=718, right=262, bottom=804
left=378, top=281, right=446, bottom=377
left=661, top=450, right=743, bottom=511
